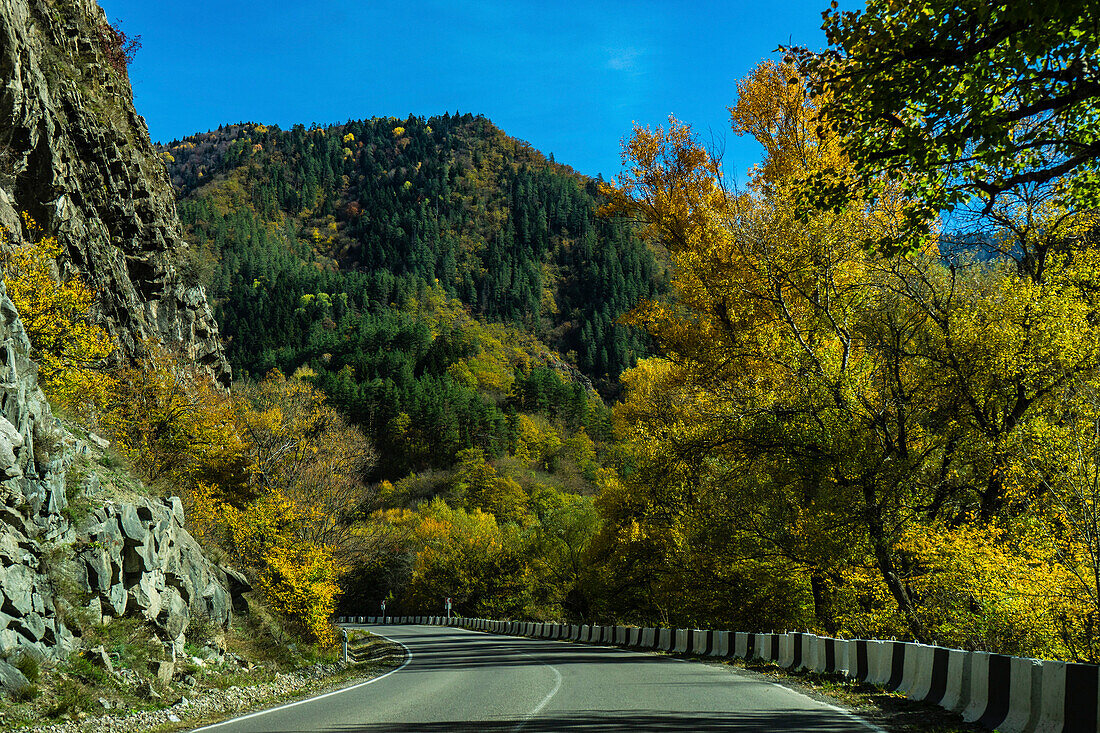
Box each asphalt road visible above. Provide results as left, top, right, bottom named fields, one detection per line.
left=191, top=623, right=880, bottom=732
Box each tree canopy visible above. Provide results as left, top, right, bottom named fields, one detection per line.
left=789, top=0, right=1100, bottom=253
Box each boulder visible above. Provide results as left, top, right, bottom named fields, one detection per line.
left=84, top=645, right=114, bottom=675
left=0, top=659, right=30, bottom=693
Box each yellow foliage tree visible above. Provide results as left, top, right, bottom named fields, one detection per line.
left=598, top=61, right=1100, bottom=656
left=1, top=214, right=114, bottom=413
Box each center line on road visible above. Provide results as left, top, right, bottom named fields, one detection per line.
left=510, top=651, right=563, bottom=733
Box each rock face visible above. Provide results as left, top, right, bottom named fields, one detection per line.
left=0, top=279, right=238, bottom=660
left=0, top=278, right=77, bottom=660
left=0, top=0, right=240, bottom=659
left=75, top=498, right=242, bottom=655
left=0, top=0, right=230, bottom=384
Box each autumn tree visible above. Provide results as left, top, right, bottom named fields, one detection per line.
left=787, top=0, right=1100, bottom=254
left=235, top=368, right=378, bottom=564
left=1, top=214, right=115, bottom=413
left=599, top=61, right=1100, bottom=655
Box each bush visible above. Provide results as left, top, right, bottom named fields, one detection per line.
left=12, top=653, right=40, bottom=683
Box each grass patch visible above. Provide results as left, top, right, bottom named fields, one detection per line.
left=85, top=616, right=166, bottom=672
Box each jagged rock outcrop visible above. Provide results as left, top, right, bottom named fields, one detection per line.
left=0, top=0, right=230, bottom=384
left=74, top=497, right=246, bottom=655
left=0, top=278, right=76, bottom=660
left=0, top=279, right=238, bottom=660
left=0, top=0, right=241, bottom=662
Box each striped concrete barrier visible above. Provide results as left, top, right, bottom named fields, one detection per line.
left=804, top=635, right=824, bottom=672
left=963, top=651, right=1012, bottom=729
left=734, top=632, right=750, bottom=659
left=793, top=633, right=810, bottom=670
left=862, top=640, right=890, bottom=685
left=711, top=631, right=729, bottom=657
left=999, top=657, right=1042, bottom=733
left=930, top=647, right=968, bottom=710
left=402, top=613, right=1100, bottom=730
left=756, top=633, right=780, bottom=663
left=1034, top=660, right=1067, bottom=733
left=897, top=643, right=930, bottom=697
left=847, top=640, right=870, bottom=681
left=905, top=644, right=944, bottom=701
left=779, top=633, right=795, bottom=668
left=825, top=638, right=849, bottom=675
left=752, top=633, right=768, bottom=661
left=783, top=632, right=806, bottom=670
left=1032, top=660, right=1100, bottom=733
left=885, top=641, right=907, bottom=690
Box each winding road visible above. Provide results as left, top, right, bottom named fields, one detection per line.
left=191, top=623, right=880, bottom=732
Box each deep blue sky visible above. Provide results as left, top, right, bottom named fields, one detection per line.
left=98, top=0, right=840, bottom=183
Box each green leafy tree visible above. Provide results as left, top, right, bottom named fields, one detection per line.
left=788, top=0, right=1100, bottom=253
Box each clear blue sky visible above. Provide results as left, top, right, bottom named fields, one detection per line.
left=98, top=0, right=841, bottom=183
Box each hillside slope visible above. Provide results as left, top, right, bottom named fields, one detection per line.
left=163, top=115, right=662, bottom=393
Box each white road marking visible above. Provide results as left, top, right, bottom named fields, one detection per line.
left=510, top=650, right=563, bottom=733
left=189, top=632, right=412, bottom=732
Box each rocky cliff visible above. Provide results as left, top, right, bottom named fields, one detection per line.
left=0, top=0, right=240, bottom=673
left=0, top=0, right=229, bottom=384
left=0, top=276, right=238, bottom=669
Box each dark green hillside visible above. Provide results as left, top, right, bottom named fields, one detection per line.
left=164, top=114, right=663, bottom=391
left=162, top=114, right=663, bottom=483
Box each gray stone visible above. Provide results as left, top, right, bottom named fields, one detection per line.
left=137, top=680, right=160, bottom=700
left=0, top=564, right=35, bottom=616
left=153, top=659, right=174, bottom=685
left=119, top=504, right=145, bottom=543
left=84, top=645, right=114, bottom=675
left=21, top=612, right=45, bottom=641
left=159, top=587, right=189, bottom=639
left=105, top=582, right=128, bottom=617
left=0, top=416, right=24, bottom=479
left=0, top=659, right=29, bottom=692
left=129, top=574, right=163, bottom=619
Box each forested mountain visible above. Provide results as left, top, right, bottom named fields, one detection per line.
left=163, top=114, right=661, bottom=387
left=161, top=114, right=663, bottom=486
